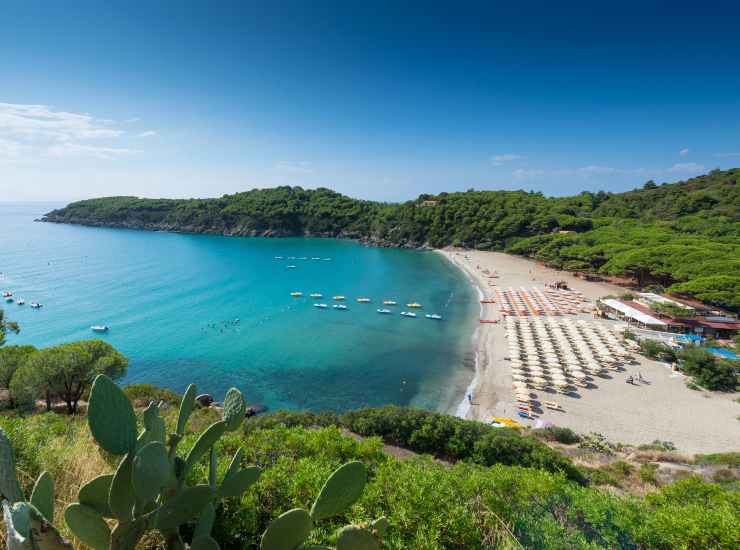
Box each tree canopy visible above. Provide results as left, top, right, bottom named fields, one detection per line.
left=43, top=168, right=740, bottom=309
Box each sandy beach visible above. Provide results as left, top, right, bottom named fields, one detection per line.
left=440, top=249, right=739, bottom=454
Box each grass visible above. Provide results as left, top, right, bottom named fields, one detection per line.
left=694, top=452, right=740, bottom=468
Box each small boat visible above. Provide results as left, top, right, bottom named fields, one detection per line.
left=406, top=302, right=422, bottom=308
left=30, top=302, right=42, bottom=309
left=311, top=257, right=321, bottom=260
left=297, top=257, right=308, bottom=260
left=16, top=299, right=24, bottom=306
left=309, top=293, right=323, bottom=298
left=356, top=297, right=371, bottom=303
left=274, top=256, right=284, bottom=260
left=333, top=304, right=348, bottom=310
left=290, top=292, right=303, bottom=297
left=287, top=256, right=296, bottom=259
left=425, top=314, right=442, bottom=320
left=333, top=295, right=346, bottom=301
left=400, top=311, right=417, bottom=318
left=321, top=258, right=332, bottom=261
left=287, top=265, right=297, bottom=269
left=91, top=325, right=109, bottom=333
left=2, top=291, right=11, bottom=297
left=313, top=303, right=328, bottom=309
left=377, top=308, right=392, bottom=314
left=383, top=300, right=397, bottom=305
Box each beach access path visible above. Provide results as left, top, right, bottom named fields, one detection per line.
left=439, top=249, right=739, bottom=454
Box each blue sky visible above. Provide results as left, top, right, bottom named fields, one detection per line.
left=1, top=1, right=739, bottom=202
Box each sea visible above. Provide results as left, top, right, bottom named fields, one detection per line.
left=1, top=203, right=478, bottom=414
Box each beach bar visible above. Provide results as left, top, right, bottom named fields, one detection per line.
left=598, top=299, right=668, bottom=330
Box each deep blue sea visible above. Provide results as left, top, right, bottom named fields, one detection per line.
left=1, top=203, right=477, bottom=413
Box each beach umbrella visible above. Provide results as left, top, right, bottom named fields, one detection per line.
left=571, top=370, right=587, bottom=379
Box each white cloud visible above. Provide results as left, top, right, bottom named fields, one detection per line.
left=0, top=102, right=139, bottom=161
left=137, top=130, right=157, bottom=138
left=513, top=168, right=545, bottom=179
left=679, top=148, right=689, bottom=156
left=667, top=162, right=704, bottom=174
left=492, top=153, right=525, bottom=166
left=48, top=143, right=139, bottom=160
left=713, top=152, right=740, bottom=158
left=576, top=165, right=615, bottom=175
left=274, top=161, right=314, bottom=174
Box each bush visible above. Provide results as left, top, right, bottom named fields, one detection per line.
left=123, top=383, right=181, bottom=406
left=243, top=410, right=341, bottom=432
left=639, top=340, right=677, bottom=362
left=639, top=463, right=660, bottom=485
left=694, top=452, right=740, bottom=468
left=533, top=426, right=582, bottom=445
left=638, top=440, right=676, bottom=452
left=341, top=406, right=586, bottom=484
left=678, top=348, right=737, bottom=391
left=579, top=433, right=616, bottom=455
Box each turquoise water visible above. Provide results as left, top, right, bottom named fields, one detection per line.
left=1, top=203, right=477, bottom=413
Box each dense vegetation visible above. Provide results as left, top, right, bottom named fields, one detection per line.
left=1, top=404, right=738, bottom=549
left=43, top=168, right=740, bottom=309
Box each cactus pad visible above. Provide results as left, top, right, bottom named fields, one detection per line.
left=191, top=535, right=220, bottom=550
left=29, top=471, right=54, bottom=522
left=222, top=388, right=246, bottom=431
left=184, top=421, right=227, bottom=475
left=132, top=441, right=170, bottom=504
left=218, top=466, right=261, bottom=498
left=108, top=454, right=135, bottom=521
left=78, top=474, right=114, bottom=518
left=335, top=525, right=380, bottom=550
left=260, top=508, right=313, bottom=550
left=87, top=375, right=137, bottom=455
left=0, top=428, right=22, bottom=503
left=309, top=461, right=367, bottom=521
left=155, top=484, right=213, bottom=531
left=64, top=503, right=111, bottom=550
left=176, top=384, right=197, bottom=435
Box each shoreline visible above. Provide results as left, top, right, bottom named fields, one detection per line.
left=438, top=248, right=740, bottom=453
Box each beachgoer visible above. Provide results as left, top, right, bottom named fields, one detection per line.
left=467, top=393, right=472, bottom=403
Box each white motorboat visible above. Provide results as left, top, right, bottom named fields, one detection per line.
left=287, top=265, right=297, bottom=269
left=400, top=311, right=417, bottom=318
left=2, top=291, right=11, bottom=298
left=313, top=303, right=328, bottom=309
left=425, top=314, right=443, bottom=320
left=377, top=308, right=392, bottom=314
left=16, top=299, right=24, bottom=305
left=332, top=304, right=348, bottom=310
left=30, top=302, right=42, bottom=309
left=91, top=325, right=109, bottom=332
left=274, top=256, right=284, bottom=260
left=309, top=293, right=323, bottom=298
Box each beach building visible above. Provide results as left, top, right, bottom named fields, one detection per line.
left=598, top=298, right=671, bottom=330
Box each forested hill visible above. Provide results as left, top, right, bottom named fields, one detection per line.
left=42, top=168, right=740, bottom=309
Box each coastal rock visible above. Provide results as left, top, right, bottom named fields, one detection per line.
left=195, top=393, right=214, bottom=407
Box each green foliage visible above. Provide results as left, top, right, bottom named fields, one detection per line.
left=9, top=340, right=127, bottom=414
left=29, top=471, right=54, bottom=522
left=639, top=340, right=677, bottom=363
left=693, top=452, right=740, bottom=468
left=0, top=345, right=36, bottom=408
left=678, top=348, right=738, bottom=391
left=123, top=383, right=181, bottom=406
left=340, top=406, right=585, bottom=483
left=639, top=463, right=660, bottom=485
left=44, top=168, right=740, bottom=310
left=532, top=426, right=581, bottom=445
left=0, top=308, right=20, bottom=348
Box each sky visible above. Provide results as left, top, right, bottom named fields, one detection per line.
left=1, top=1, right=740, bottom=202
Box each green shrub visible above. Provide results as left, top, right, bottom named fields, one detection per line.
left=694, top=452, right=740, bottom=468
left=341, top=406, right=586, bottom=484
left=678, top=348, right=738, bottom=391
left=637, top=440, right=676, bottom=452
left=639, top=463, right=660, bottom=485
left=123, top=383, right=182, bottom=406
left=243, top=410, right=341, bottom=432
left=533, top=426, right=581, bottom=445
left=639, top=340, right=677, bottom=362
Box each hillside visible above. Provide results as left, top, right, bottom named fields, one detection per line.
left=42, top=169, right=740, bottom=309
left=1, top=401, right=738, bottom=549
